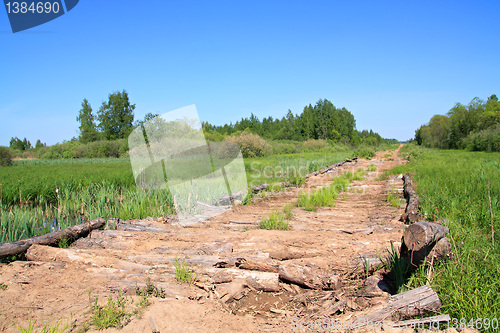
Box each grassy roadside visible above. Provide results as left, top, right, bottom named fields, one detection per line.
left=387, top=144, right=500, bottom=320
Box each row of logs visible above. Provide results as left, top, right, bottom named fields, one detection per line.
left=399, top=174, right=452, bottom=266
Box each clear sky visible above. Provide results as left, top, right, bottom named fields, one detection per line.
left=1, top=1, right=500, bottom=146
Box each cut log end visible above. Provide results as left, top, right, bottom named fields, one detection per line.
left=401, top=221, right=451, bottom=266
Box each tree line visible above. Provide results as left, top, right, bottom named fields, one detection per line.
left=415, top=94, right=500, bottom=151
left=4, top=93, right=395, bottom=161
left=203, top=99, right=388, bottom=146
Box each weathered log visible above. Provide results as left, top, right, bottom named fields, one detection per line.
left=25, top=244, right=153, bottom=272
left=278, top=262, right=341, bottom=290
left=353, top=284, right=442, bottom=324
left=0, top=217, right=105, bottom=259
left=403, top=221, right=449, bottom=252
left=425, top=237, right=452, bottom=265
left=235, top=258, right=278, bottom=273
left=400, top=174, right=421, bottom=223
left=400, top=221, right=450, bottom=266
left=206, top=267, right=280, bottom=292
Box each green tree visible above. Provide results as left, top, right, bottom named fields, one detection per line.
left=421, top=115, right=450, bottom=149
left=77, top=99, right=100, bottom=143
left=98, top=90, right=136, bottom=140
left=9, top=137, right=31, bottom=150
left=35, top=140, right=46, bottom=148
left=415, top=128, right=423, bottom=145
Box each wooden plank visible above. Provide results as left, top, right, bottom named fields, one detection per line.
left=355, top=285, right=441, bottom=323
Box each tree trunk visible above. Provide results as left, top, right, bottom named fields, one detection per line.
left=0, top=218, right=105, bottom=259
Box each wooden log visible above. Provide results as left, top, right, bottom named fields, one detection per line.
left=235, top=258, right=278, bottom=273
left=400, top=174, right=421, bottom=223
left=424, top=237, right=452, bottom=265
left=26, top=244, right=154, bottom=272
left=214, top=268, right=280, bottom=292
left=353, top=284, right=442, bottom=324
left=403, top=221, right=449, bottom=252
left=0, top=217, right=105, bottom=259
left=401, top=221, right=450, bottom=266
left=278, top=262, right=341, bottom=290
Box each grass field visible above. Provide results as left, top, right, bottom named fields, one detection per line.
left=388, top=145, right=500, bottom=322
left=0, top=151, right=358, bottom=243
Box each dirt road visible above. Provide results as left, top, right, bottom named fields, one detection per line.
left=0, top=147, right=407, bottom=332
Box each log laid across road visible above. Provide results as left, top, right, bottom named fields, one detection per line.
left=0, top=217, right=106, bottom=259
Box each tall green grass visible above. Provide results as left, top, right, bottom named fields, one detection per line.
left=388, top=145, right=500, bottom=320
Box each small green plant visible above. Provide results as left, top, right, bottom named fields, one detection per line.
left=174, top=257, right=195, bottom=284
left=259, top=211, right=289, bottom=230
left=367, top=164, right=377, bottom=172
left=268, top=183, right=284, bottom=192
left=386, top=190, right=402, bottom=207
left=14, top=318, right=70, bottom=333
left=283, top=204, right=293, bottom=219
left=88, top=290, right=130, bottom=330
left=352, top=169, right=365, bottom=181
left=0, top=282, right=7, bottom=290
left=242, top=192, right=254, bottom=205
left=364, top=257, right=370, bottom=278
left=297, top=186, right=336, bottom=212
left=135, top=277, right=166, bottom=299
left=286, top=174, right=305, bottom=187
left=58, top=237, right=73, bottom=249
left=381, top=242, right=410, bottom=293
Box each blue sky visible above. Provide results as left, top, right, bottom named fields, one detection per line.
left=1, top=1, right=499, bottom=145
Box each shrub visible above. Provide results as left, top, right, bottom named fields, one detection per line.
left=271, top=141, right=299, bottom=155
left=224, top=130, right=270, bottom=158
left=353, top=146, right=376, bottom=159
left=0, top=147, right=12, bottom=166
left=462, top=125, right=500, bottom=152
left=302, top=139, right=328, bottom=151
